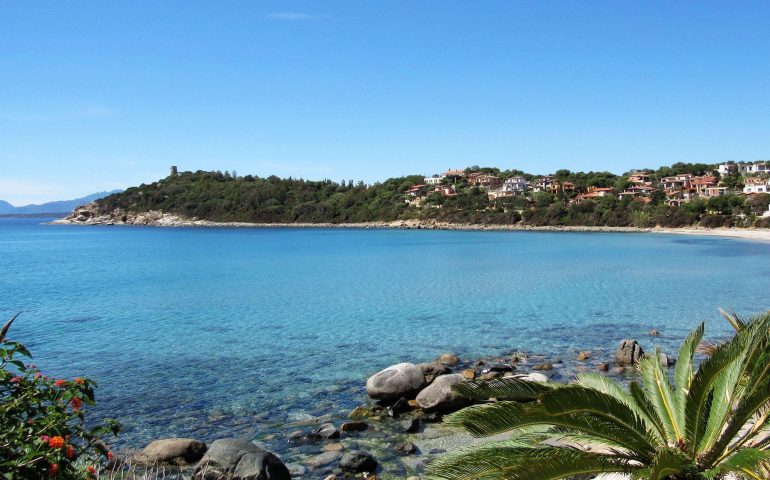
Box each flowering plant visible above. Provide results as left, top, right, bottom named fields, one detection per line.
left=1, top=314, right=120, bottom=479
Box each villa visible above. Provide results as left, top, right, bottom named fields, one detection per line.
left=744, top=177, right=770, bottom=194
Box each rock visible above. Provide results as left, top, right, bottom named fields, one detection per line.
left=577, top=351, right=591, bottom=361
left=421, top=412, right=441, bottom=423
left=388, top=398, right=410, bottom=417
left=478, top=371, right=503, bottom=380
left=658, top=352, right=673, bottom=368
left=616, top=339, right=644, bottom=366
left=288, top=413, right=333, bottom=427
left=437, top=353, right=459, bottom=366
left=348, top=406, right=370, bottom=419
left=401, top=418, right=421, bottom=433
left=480, top=364, right=514, bottom=375
left=323, top=475, right=339, bottom=480
left=341, top=421, right=368, bottom=432
left=553, top=358, right=563, bottom=364
left=415, top=373, right=469, bottom=412
left=394, top=441, right=416, bottom=456
left=306, top=451, right=343, bottom=469
left=339, top=451, right=378, bottom=473
left=648, top=329, right=660, bottom=336
left=428, top=448, right=446, bottom=455
left=193, top=438, right=290, bottom=480
left=407, top=399, right=419, bottom=408
left=323, top=443, right=344, bottom=452
left=511, top=352, right=529, bottom=363
left=417, top=362, right=451, bottom=384
left=598, top=362, right=610, bottom=372
left=366, top=363, right=427, bottom=401
left=533, top=362, right=553, bottom=371
left=315, top=423, right=340, bottom=439
left=475, top=360, right=486, bottom=367
left=461, top=368, right=476, bottom=380
left=136, top=438, right=207, bottom=465
left=610, top=367, right=628, bottom=375
left=513, top=372, right=548, bottom=383
left=288, top=430, right=321, bottom=444
left=287, top=463, right=307, bottom=477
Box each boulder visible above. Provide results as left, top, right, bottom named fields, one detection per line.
left=193, top=438, right=290, bottom=480
left=401, top=418, right=421, bottom=433
left=598, top=362, right=610, bottom=372
left=533, top=362, right=553, bottom=371
left=366, top=363, right=427, bottom=401
left=461, top=368, right=476, bottom=380
left=340, top=421, right=368, bottom=432
left=339, top=451, right=378, bottom=473
left=415, top=373, right=469, bottom=412
left=512, top=372, right=548, bottom=383
left=315, top=423, right=340, bottom=439
left=394, top=441, right=417, bottom=456
left=577, top=351, right=591, bottom=361
left=417, top=362, right=451, bottom=384
left=136, top=438, right=207, bottom=465
left=615, top=339, right=644, bottom=366
left=437, top=353, right=459, bottom=366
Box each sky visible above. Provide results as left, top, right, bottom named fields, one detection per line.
left=1, top=1, right=770, bottom=205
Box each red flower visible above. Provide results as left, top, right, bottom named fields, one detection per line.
left=39, top=435, right=50, bottom=443
left=54, top=379, right=67, bottom=387
left=48, top=436, right=65, bottom=448
left=107, top=451, right=114, bottom=461
left=10, top=376, right=21, bottom=383
left=74, top=377, right=85, bottom=385
left=71, top=397, right=82, bottom=412
left=86, top=465, right=96, bottom=476
left=48, top=463, right=59, bottom=477
left=65, top=444, right=75, bottom=459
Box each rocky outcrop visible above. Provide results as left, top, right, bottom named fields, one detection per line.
left=615, top=340, right=644, bottom=366
left=415, top=373, right=469, bottom=412
left=366, top=363, right=427, bottom=401
left=135, top=438, right=207, bottom=465
left=193, top=438, right=290, bottom=480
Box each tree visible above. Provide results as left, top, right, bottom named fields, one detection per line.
left=427, top=311, right=770, bottom=480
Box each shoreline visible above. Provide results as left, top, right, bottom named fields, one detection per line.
left=51, top=215, right=770, bottom=243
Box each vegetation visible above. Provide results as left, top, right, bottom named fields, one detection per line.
left=89, top=163, right=770, bottom=228
left=1, top=315, right=120, bottom=479
left=426, top=311, right=770, bottom=480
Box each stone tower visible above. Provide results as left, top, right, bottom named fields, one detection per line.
left=170, top=166, right=178, bottom=177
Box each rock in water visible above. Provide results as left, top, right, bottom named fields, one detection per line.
left=366, top=363, right=427, bottom=401
left=394, top=441, right=417, bottom=456
left=437, top=353, right=459, bottom=366
left=193, top=438, right=290, bottom=480
left=615, top=339, right=644, bottom=366
left=417, top=362, right=451, bottom=384
left=136, top=438, right=207, bottom=465
left=339, top=451, right=378, bottom=473
left=415, top=373, right=469, bottom=412
left=315, top=423, right=340, bottom=439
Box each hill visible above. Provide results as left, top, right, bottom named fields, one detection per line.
left=0, top=191, right=122, bottom=215
left=65, top=165, right=770, bottom=228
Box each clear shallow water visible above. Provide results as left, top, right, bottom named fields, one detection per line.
left=2, top=218, right=770, bottom=450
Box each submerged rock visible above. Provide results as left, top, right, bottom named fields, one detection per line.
left=394, top=441, right=417, bottom=456
left=340, top=421, right=368, bottom=432
left=401, top=418, right=421, bottom=433
left=193, top=438, right=289, bottom=480
left=366, top=363, right=427, bottom=401
left=437, top=353, right=459, bottom=366
left=340, top=451, right=378, bottom=473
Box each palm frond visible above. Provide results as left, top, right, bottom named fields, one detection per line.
left=0, top=312, right=20, bottom=343
left=638, top=351, right=683, bottom=445
left=674, top=323, right=704, bottom=425
left=704, top=448, right=770, bottom=480
left=629, top=380, right=669, bottom=442
left=426, top=443, right=639, bottom=480
left=646, top=448, right=692, bottom=480
left=719, top=307, right=746, bottom=332
left=452, top=377, right=554, bottom=401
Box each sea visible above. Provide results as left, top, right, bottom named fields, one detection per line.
left=2, top=217, right=769, bottom=457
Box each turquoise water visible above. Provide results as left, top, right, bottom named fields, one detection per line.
left=2, top=218, right=770, bottom=451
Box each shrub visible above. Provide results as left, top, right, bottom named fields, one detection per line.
left=1, top=315, right=120, bottom=479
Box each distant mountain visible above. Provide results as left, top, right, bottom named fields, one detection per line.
left=0, top=190, right=122, bottom=215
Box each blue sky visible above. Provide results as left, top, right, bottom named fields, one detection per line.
left=1, top=1, right=769, bottom=204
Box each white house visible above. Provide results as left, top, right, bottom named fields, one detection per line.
left=717, top=163, right=737, bottom=176
left=499, top=176, right=528, bottom=195
left=744, top=177, right=770, bottom=194
left=737, top=162, right=769, bottom=174
left=424, top=176, right=443, bottom=186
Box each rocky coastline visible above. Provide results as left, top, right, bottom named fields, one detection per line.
left=112, top=337, right=664, bottom=480
left=51, top=203, right=770, bottom=242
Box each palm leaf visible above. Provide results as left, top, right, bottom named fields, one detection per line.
left=452, top=377, right=554, bottom=401
left=674, top=323, right=704, bottom=425
left=646, top=448, right=692, bottom=480
left=426, top=443, right=638, bottom=480
left=638, top=351, right=683, bottom=445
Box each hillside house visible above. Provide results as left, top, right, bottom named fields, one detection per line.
left=628, top=171, right=653, bottom=185
left=744, top=177, right=770, bottom=194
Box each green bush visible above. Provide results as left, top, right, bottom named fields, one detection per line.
left=0, top=315, right=120, bottom=479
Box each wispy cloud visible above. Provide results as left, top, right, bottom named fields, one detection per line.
left=0, top=106, right=112, bottom=122
left=263, top=12, right=331, bottom=21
